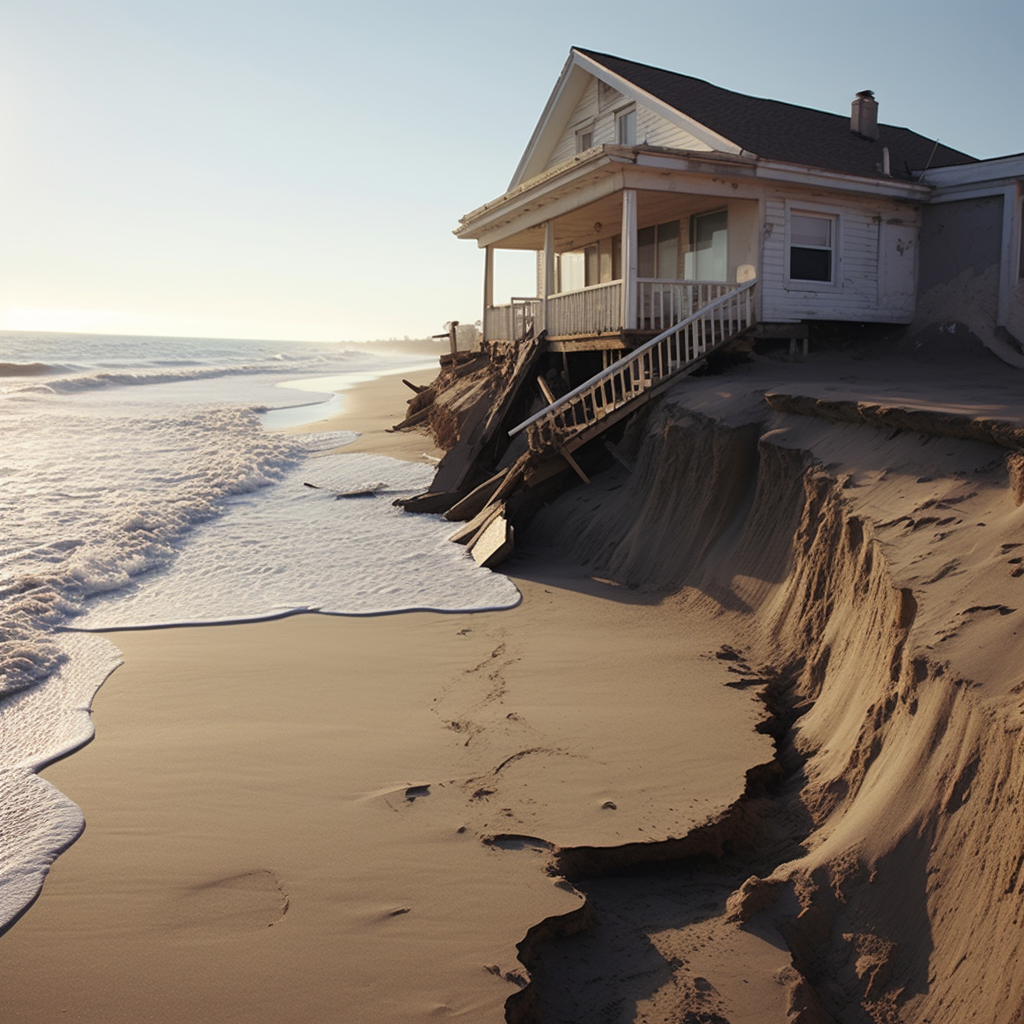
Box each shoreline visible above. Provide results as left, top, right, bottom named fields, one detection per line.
left=0, top=367, right=771, bottom=1022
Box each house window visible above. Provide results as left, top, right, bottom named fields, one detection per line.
left=790, top=211, right=836, bottom=283
left=616, top=107, right=636, bottom=146
left=684, top=210, right=729, bottom=281
left=575, top=123, right=595, bottom=153
left=638, top=221, right=680, bottom=279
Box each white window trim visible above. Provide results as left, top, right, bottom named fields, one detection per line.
left=575, top=121, right=596, bottom=154
left=615, top=105, right=637, bottom=146
left=785, top=201, right=842, bottom=290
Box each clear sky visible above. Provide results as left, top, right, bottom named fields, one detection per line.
left=1, top=0, right=1020, bottom=343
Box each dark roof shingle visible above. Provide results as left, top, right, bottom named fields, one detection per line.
left=577, top=49, right=976, bottom=179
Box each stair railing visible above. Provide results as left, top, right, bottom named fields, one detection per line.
left=509, top=279, right=756, bottom=452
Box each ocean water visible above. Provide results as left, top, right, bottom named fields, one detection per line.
left=0, top=331, right=520, bottom=928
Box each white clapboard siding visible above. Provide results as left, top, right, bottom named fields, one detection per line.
left=546, top=78, right=601, bottom=169
left=637, top=106, right=713, bottom=152
left=761, top=197, right=919, bottom=323
left=542, top=76, right=715, bottom=175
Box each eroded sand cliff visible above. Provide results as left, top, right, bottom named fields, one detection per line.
left=512, top=359, right=1024, bottom=1024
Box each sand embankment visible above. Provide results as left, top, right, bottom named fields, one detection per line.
left=0, top=367, right=772, bottom=1022
left=518, top=355, right=1024, bottom=1023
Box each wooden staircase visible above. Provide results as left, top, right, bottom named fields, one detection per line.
left=425, top=281, right=757, bottom=568
left=507, top=279, right=757, bottom=460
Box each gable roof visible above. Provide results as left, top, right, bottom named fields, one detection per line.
left=569, top=48, right=976, bottom=182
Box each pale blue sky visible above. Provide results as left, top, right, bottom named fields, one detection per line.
left=1, top=0, right=1020, bottom=343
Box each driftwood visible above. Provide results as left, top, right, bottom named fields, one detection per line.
left=402, top=379, right=428, bottom=394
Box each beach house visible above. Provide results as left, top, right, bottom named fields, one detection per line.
left=455, top=49, right=1024, bottom=375
left=422, top=50, right=1023, bottom=562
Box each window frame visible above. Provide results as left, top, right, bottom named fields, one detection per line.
left=615, top=106, right=637, bottom=146
left=575, top=121, right=595, bottom=154
left=786, top=204, right=841, bottom=288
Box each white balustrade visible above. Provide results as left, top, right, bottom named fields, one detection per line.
left=509, top=280, right=757, bottom=453
left=544, top=281, right=624, bottom=337
left=483, top=298, right=542, bottom=343
left=635, top=280, right=735, bottom=332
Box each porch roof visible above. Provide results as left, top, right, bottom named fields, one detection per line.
left=455, top=143, right=929, bottom=251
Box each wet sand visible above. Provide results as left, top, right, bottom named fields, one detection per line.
left=0, top=366, right=771, bottom=1022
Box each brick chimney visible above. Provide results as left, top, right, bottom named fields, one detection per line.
left=851, top=90, right=879, bottom=140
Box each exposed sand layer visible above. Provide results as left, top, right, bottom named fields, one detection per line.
left=524, top=354, right=1024, bottom=1023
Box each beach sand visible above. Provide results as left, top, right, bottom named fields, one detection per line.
left=0, top=367, right=773, bottom=1022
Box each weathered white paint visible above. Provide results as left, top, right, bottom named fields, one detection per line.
left=761, top=196, right=919, bottom=323
left=543, top=221, right=556, bottom=332
left=545, top=281, right=624, bottom=336
left=637, top=280, right=737, bottom=330
left=622, top=189, right=638, bottom=329
left=878, top=220, right=917, bottom=314
left=483, top=246, right=494, bottom=311
left=542, top=74, right=714, bottom=176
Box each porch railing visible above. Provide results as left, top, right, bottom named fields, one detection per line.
left=485, top=279, right=748, bottom=341
left=509, top=279, right=757, bottom=454
left=636, top=279, right=737, bottom=332
left=545, top=280, right=624, bottom=337
left=483, top=297, right=542, bottom=343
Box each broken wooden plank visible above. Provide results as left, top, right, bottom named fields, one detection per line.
left=392, top=406, right=433, bottom=431
left=396, top=490, right=467, bottom=514
left=431, top=334, right=545, bottom=496
left=559, top=447, right=590, bottom=484
left=443, top=469, right=508, bottom=522
left=448, top=500, right=505, bottom=546
left=466, top=510, right=514, bottom=568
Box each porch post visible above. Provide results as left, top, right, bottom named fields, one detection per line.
left=483, top=245, right=494, bottom=312
left=621, top=189, right=638, bottom=330
left=543, top=221, right=555, bottom=334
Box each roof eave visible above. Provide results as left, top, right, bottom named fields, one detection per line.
left=754, top=158, right=932, bottom=198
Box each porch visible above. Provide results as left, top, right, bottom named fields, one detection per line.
left=482, top=278, right=749, bottom=347
left=468, top=171, right=761, bottom=350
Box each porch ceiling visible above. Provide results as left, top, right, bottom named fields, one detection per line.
left=496, top=191, right=747, bottom=252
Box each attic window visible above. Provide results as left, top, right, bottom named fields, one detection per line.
left=576, top=123, right=595, bottom=153
left=789, top=211, right=836, bottom=283
left=616, top=107, right=636, bottom=146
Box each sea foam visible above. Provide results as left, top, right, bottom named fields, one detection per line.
left=0, top=331, right=516, bottom=933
